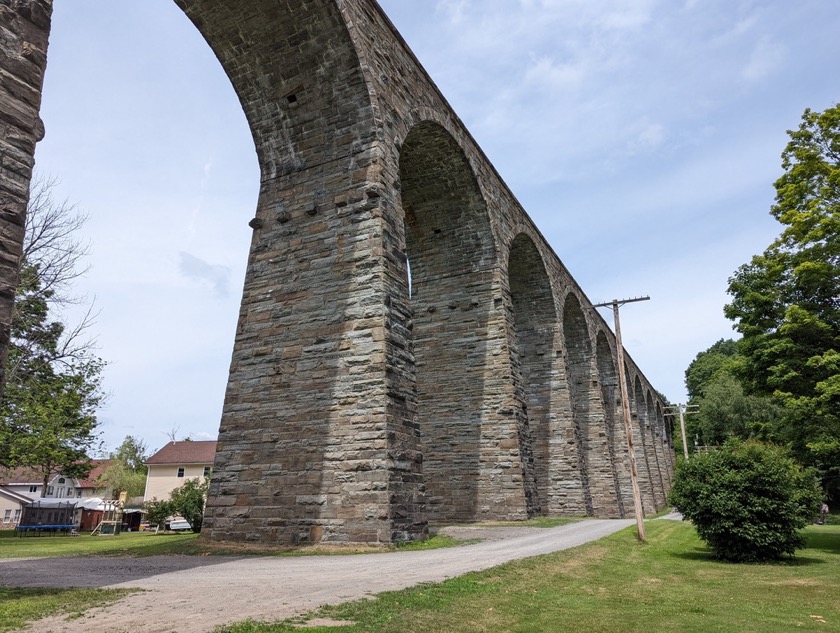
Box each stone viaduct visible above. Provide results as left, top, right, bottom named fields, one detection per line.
left=0, top=0, right=674, bottom=544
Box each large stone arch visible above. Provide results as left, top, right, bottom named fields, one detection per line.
left=655, top=401, right=673, bottom=489
left=632, top=375, right=656, bottom=514
left=507, top=233, right=556, bottom=514
left=398, top=120, right=498, bottom=523
left=561, top=293, right=596, bottom=514
left=645, top=390, right=666, bottom=507
left=595, top=331, right=629, bottom=518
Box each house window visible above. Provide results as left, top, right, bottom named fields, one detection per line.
left=47, top=485, right=54, bottom=496
left=13, top=509, right=20, bottom=522
left=203, top=466, right=212, bottom=478
left=3, top=509, right=10, bottom=522
left=177, top=467, right=185, bottom=478
left=29, top=486, right=37, bottom=493
left=77, top=489, right=83, bottom=498
left=58, top=477, right=65, bottom=484
left=57, top=487, right=64, bottom=498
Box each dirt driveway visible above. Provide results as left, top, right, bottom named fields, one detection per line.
left=1, top=519, right=634, bottom=633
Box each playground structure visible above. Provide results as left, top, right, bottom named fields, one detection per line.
left=14, top=498, right=125, bottom=536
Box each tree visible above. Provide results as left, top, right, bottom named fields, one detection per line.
left=144, top=476, right=209, bottom=533
left=0, top=178, right=104, bottom=489
left=144, top=498, right=174, bottom=531
left=692, top=372, right=783, bottom=446
left=683, top=339, right=783, bottom=447
left=97, top=436, right=148, bottom=499
left=669, top=439, right=822, bottom=562
left=724, top=105, right=840, bottom=498
left=684, top=338, right=739, bottom=400
left=169, top=477, right=209, bottom=532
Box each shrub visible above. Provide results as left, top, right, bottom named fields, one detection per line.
left=169, top=477, right=209, bottom=532
left=144, top=498, right=174, bottom=531
left=668, top=439, right=822, bottom=562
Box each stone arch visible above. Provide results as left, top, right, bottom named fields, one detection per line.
left=508, top=233, right=557, bottom=514
left=562, top=293, right=596, bottom=514
left=176, top=0, right=376, bottom=184
left=632, top=375, right=656, bottom=514
left=655, top=401, right=673, bottom=489
left=595, top=331, right=629, bottom=518
left=398, top=120, right=497, bottom=522
left=646, top=391, right=666, bottom=507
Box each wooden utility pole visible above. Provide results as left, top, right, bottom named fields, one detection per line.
left=594, top=296, right=649, bottom=542
left=666, top=403, right=698, bottom=459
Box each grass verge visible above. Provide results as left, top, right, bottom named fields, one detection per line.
left=0, top=530, right=465, bottom=559
left=214, top=521, right=840, bottom=633
left=0, top=588, right=137, bottom=633
left=0, top=530, right=203, bottom=558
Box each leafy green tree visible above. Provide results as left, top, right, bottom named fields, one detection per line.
left=0, top=264, right=103, bottom=491
left=724, top=105, right=839, bottom=497
left=97, top=436, right=149, bottom=499
left=169, top=477, right=209, bottom=532
left=0, top=179, right=104, bottom=489
left=691, top=372, right=783, bottom=446
left=669, top=439, right=822, bottom=562
left=685, top=338, right=739, bottom=400
left=144, top=498, right=174, bottom=531
left=683, top=339, right=782, bottom=447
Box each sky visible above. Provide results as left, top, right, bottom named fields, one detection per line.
left=32, top=0, right=840, bottom=456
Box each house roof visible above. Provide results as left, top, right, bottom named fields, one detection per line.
left=78, top=460, right=112, bottom=488
left=0, top=467, right=43, bottom=486
left=0, top=485, right=34, bottom=504
left=145, top=441, right=217, bottom=466
left=1, top=461, right=112, bottom=489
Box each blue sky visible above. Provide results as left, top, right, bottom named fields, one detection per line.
left=33, top=0, right=839, bottom=454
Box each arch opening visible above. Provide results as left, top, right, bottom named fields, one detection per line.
left=633, top=376, right=656, bottom=514
left=398, top=121, right=496, bottom=523
left=596, top=332, right=627, bottom=518
left=562, top=293, right=594, bottom=515
left=508, top=234, right=556, bottom=514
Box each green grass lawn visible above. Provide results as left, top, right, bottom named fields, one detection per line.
left=3, top=522, right=838, bottom=632
left=0, top=529, right=465, bottom=559
left=216, top=521, right=840, bottom=633
left=0, top=529, right=202, bottom=558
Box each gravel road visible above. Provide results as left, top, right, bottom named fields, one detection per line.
left=2, top=518, right=634, bottom=633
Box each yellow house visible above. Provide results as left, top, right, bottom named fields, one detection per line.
left=143, top=441, right=216, bottom=502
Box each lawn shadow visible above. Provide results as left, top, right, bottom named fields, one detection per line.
left=670, top=548, right=828, bottom=566
left=805, top=530, right=840, bottom=555
left=670, top=548, right=715, bottom=562
left=0, top=555, right=241, bottom=589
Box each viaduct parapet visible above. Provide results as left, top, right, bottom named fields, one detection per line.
left=0, top=0, right=675, bottom=545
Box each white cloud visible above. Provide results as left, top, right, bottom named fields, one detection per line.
left=178, top=252, right=231, bottom=297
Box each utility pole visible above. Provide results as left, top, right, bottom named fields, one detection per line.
left=666, top=403, right=698, bottom=459
left=593, top=296, right=650, bottom=542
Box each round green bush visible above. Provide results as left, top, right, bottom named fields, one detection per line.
left=668, top=439, right=822, bottom=562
